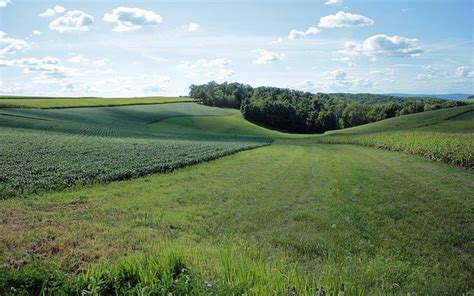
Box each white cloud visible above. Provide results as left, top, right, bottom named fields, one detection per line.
left=293, top=80, right=316, bottom=91
left=182, top=23, right=200, bottom=32
left=324, top=0, right=342, bottom=6
left=456, top=66, right=474, bottom=78
left=318, top=11, right=374, bottom=28
left=0, top=31, right=29, bottom=56
left=67, top=54, right=89, bottom=63
left=208, top=69, right=236, bottom=82
left=288, top=26, right=319, bottom=40
left=339, top=34, right=422, bottom=60
left=49, top=10, right=94, bottom=32
left=39, top=5, right=66, bottom=17
left=327, top=69, right=347, bottom=80
left=32, top=30, right=41, bottom=36
left=103, top=7, right=162, bottom=32
left=0, top=0, right=11, bottom=8
left=0, top=87, right=24, bottom=94
left=177, top=58, right=231, bottom=71
left=416, top=66, right=448, bottom=81
left=1, top=56, right=76, bottom=83
left=253, top=49, right=284, bottom=64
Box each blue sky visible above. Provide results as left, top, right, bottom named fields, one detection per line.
left=0, top=0, right=473, bottom=97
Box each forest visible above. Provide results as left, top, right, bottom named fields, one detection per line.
left=189, top=81, right=468, bottom=133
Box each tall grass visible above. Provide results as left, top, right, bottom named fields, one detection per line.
left=319, top=132, right=473, bottom=168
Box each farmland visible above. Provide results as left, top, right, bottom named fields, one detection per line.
left=0, top=99, right=473, bottom=295
left=0, top=96, right=193, bottom=109
left=0, top=103, right=269, bottom=198
left=319, top=105, right=474, bottom=168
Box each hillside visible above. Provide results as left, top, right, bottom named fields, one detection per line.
left=320, top=105, right=474, bottom=168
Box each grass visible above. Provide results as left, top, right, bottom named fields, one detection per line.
left=149, top=113, right=290, bottom=138
left=0, top=140, right=472, bottom=294
left=0, top=102, right=472, bottom=294
left=0, top=96, right=193, bottom=109
left=320, top=105, right=474, bottom=168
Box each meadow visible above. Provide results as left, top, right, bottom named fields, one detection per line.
left=0, top=100, right=473, bottom=295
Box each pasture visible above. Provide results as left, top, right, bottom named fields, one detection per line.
left=0, top=101, right=473, bottom=295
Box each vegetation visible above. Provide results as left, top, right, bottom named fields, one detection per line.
left=0, top=103, right=269, bottom=198
left=0, top=100, right=472, bottom=294
left=0, top=96, right=192, bottom=109
left=190, top=81, right=468, bottom=133
left=1, top=138, right=472, bottom=295
left=320, top=105, right=474, bottom=168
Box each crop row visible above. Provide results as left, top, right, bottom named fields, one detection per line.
left=0, top=127, right=270, bottom=198
left=319, top=131, right=473, bottom=169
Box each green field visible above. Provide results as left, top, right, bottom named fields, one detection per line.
left=0, top=102, right=473, bottom=295
left=0, top=96, right=193, bottom=109
left=320, top=105, right=474, bottom=168
left=0, top=103, right=269, bottom=198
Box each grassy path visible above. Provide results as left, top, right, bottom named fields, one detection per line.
left=1, top=139, right=472, bottom=294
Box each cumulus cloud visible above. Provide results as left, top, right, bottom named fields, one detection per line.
left=103, top=7, right=162, bottom=32
left=93, top=59, right=107, bottom=66
left=253, top=49, right=285, bottom=64
left=288, top=26, right=319, bottom=40
left=39, top=5, right=65, bottom=17
left=318, top=11, right=374, bottom=28
left=182, top=23, right=200, bottom=32
left=177, top=58, right=231, bottom=71
left=327, top=69, right=347, bottom=80
left=32, top=30, right=41, bottom=36
left=0, top=31, right=29, bottom=56
left=0, top=0, right=11, bottom=8
left=324, top=0, right=342, bottom=6
left=339, top=34, right=422, bottom=61
left=456, top=66, right=474, bottom=78
left=49, top=10, right=94, bottom=32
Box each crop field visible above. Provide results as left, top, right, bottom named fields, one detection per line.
left=0, top=96, right=193, bottom=108
left=0, top=103, right=269, bottom=198
left=0, top=102, right=473, bottom=295
left=320, top=105, right=474, bottom=168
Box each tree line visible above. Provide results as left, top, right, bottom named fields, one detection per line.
left=189, top=81, right=468, bottom=133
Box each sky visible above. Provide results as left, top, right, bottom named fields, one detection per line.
left=0, top=0, right=473, bottom=97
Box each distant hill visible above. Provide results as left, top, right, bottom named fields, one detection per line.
left=387, top=93, right=473, bottom=100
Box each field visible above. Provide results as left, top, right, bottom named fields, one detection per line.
left=0, top=103, right=269, bottom=198
left=0, top=102, right=473, bottom=295
left=0, top=96, right=193, bottom=109
left=320, top=105, right=474, bottom=168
